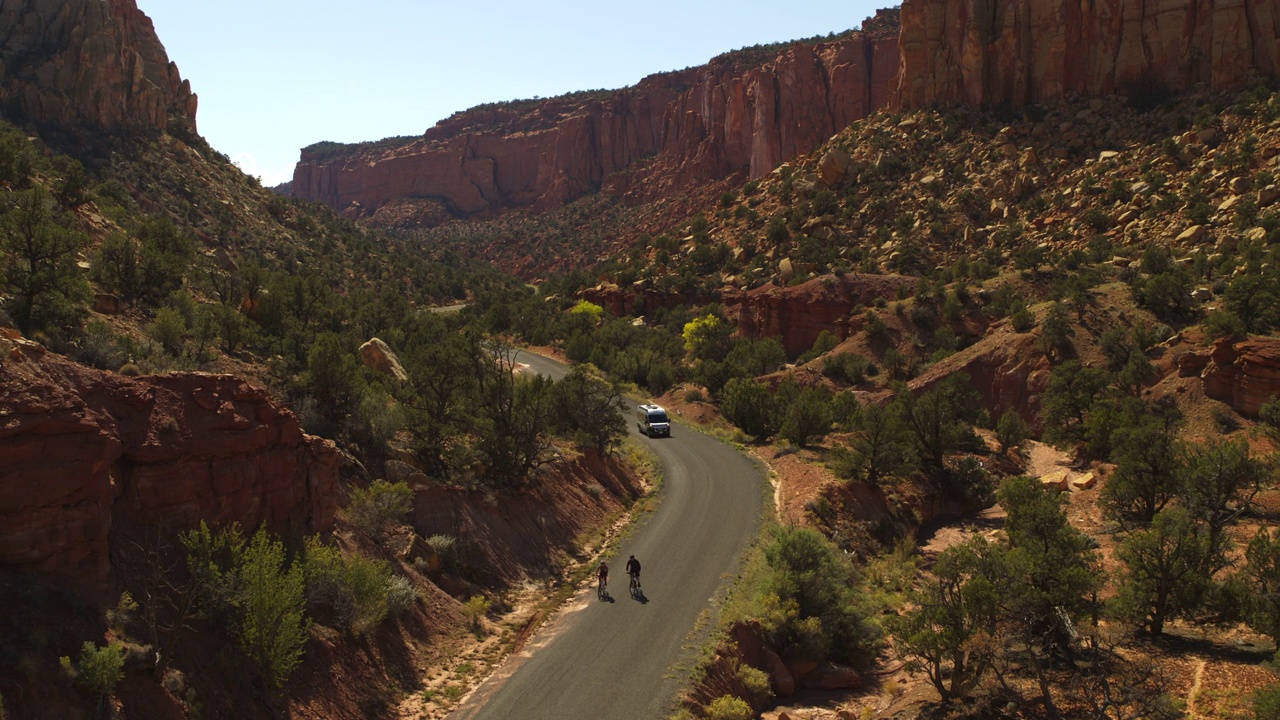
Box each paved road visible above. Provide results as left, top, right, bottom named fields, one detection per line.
left=450, top=350, right=767, bottom=720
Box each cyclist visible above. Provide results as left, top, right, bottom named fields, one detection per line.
left=625, top=555, right=641, bottom=594
left=597, top=561, right=609, bottom=598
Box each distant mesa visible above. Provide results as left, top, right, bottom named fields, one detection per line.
left=288, top=0, right=1279, bottom=227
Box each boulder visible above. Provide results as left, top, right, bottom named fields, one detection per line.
left=400, top=533, right=442, bottom=572
left=1176, top=226, right=1207, bottom=244
left=1040, top=470, right=1070, bottom=491
left=817, top=149, right=852, bottom=187
left=1071, top=472, right=1097, bottom=491
left=359, top=337, right=408, bottom=382
left=764, top=647, right=795, bottom=697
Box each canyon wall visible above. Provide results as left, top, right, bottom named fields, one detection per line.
left=897, top=0, right=1280, bottom=109
left=0, top=0, right=197, bottom=134
left=0, top=332, right=339, bottom=597
left=290, top=13, right=901, bottom=218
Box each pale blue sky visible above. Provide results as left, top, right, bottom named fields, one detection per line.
left=137, top=1, right=889, bottom=185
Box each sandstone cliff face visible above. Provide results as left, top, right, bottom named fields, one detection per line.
left=897, top=0, right=1280, bottom=109
left=734, top=273, right=916, bottom=358
left=0, top=0, right=197, bottom=134
left=290, top=14, right=900, bottom=219
left=0, top=333, right=338, bottom=596
left=1195, top=336, right=1280, bottom=417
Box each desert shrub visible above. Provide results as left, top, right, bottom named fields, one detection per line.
left=426, top=534, right=458, bottom=572
left=721, top=377, right=779, bottom=441
left=706, top=695, right=753, bottom=720
left=74, top=320, right=127, bottom=370
left=683, top=387, right=705, bottom=403
left=779, top=387, right=833, bottom=448
left=348, top=480, right=413, bottom=540
left=759, top=526, right=880, bottom=666
left=385, top=575, right=419, bottom=617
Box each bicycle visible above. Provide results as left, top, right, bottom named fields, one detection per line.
left=597, top=574, right=608, bottom=600
left=628, top=573, right=641, bottom=598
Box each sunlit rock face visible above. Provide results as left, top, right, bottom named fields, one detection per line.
left=0, top=0, right=198, bottom=134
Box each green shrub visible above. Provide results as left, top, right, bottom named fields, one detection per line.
left=996, top=409, right=1030, bottom=452
left=463, top=595, right=490, bottom=633
left=302, top=538, right=394, bottom=635
left=735, top=662, right=772, bottom=706
left=1010, top=305, right=1036, bottom=332
left=60, top=641, right=126, bottom=700
left=348, top=480, right=414, bottom=540
left=237, top=529, right=308, bottom=689
left=706, top=695, right=752, bottom=720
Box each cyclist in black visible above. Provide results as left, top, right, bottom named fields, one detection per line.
left=625, top=555, right=641, bottom=595
left=597, top=561, right=609, bottom=599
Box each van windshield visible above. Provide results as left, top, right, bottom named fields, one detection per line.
left=648, top=411, right=669, bottom=423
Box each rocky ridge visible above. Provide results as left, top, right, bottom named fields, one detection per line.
left=0, top=329, right=340, bottom=598
left=0, top=0, right=197, bottom=135
left=289, top=11, right=901, bottom=220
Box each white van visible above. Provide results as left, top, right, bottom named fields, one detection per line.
left=636, top=404, right=671, bottom=438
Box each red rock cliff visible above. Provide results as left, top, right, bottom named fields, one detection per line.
left=290, top=13, right=901, bottom=218
left=896, top=0, right=1280, bottom=109
left=0, top=0, right=198, bottom=134
left=0, top=333, right=339, bottom=597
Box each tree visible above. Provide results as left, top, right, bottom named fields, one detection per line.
left=1184, top=438, right=1270, bottom=571
left=1102, top=416, right=1184, bottom=525
left=1225, top=274, right=1280, bottom=334
left=996, top=409, right=1030, bottom=452
left=1115, top=507, right=1212, bottom=635
left=550, top=366, right=627, bottom=452
left=60, top=641, right=126, bottom=717
left=237, top=528, right=309, bottom=690
left=1040, top=361, right=1110, bottom=447
left=1242, top=529, right=1280, bottom=649
left=778, top=387, right=832, bottom=448
left=832, top=403, right=909, bottom=485
left=997, top=477, right=1101, bottom=648
left=889, top=537, right=1000, bottom=701
left=305, top=333, right=362, bottom=424
left=721, top=377, right=779, bottom=441
left=682, top=313, right=733, bottom=362
left=761, top=526, right=880, bottom=667
left=1039, top=301, right=1072, bottom=358
left=1, top=187, right=88, bottom=335
left=897, top=374, right=984, bottom=486
left=402, top=322, right=481, bottom=477
left=477, top=343, right=556, bottom=484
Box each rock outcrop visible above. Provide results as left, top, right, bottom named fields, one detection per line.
left=0, top=0, right=197, bottom=135
left=290, top=12, right=901, bottom=219
left=909, top=328, right=1052, bottom=425
left=1196, top=336, right=1280, bottom=417
left=734, top=273, right=916, bottom=358
left=897, top=0, right=1280, bottom=109
left=0, top=332, right=338, bottom=596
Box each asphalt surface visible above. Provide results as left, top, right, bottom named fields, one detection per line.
left=449, top=350, right=768, bottom=720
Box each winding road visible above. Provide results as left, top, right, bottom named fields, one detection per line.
left=450, top=350, right=768, bottom=720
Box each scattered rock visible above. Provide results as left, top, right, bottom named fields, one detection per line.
left=817, top=149, right=852, bottom=187
left=1176, top=225, right=1206, bottom=244
left=800, top=661, right=862, bottom=690
left=359, top=337, right=408, bottom=382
